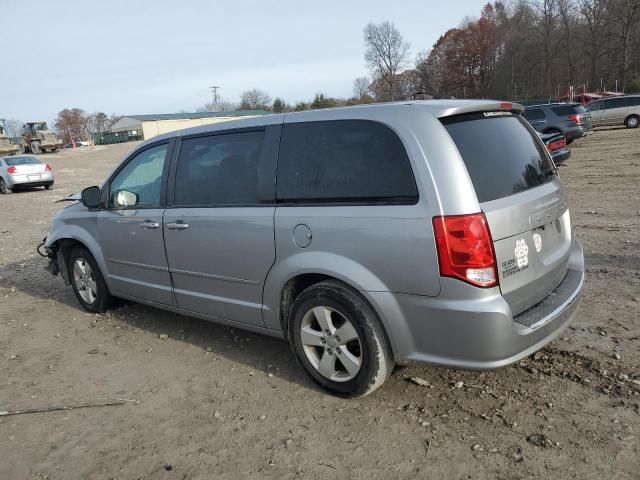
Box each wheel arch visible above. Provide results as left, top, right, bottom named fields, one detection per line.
left=263, top=252, right=401, bottom=358
left=47, top=230, right=108, bottom=286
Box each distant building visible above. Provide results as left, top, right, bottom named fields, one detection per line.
left=95, top=110, right=270, bottom=145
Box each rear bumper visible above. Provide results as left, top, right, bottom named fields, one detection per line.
left=6, top=172, right=54, bottom=188
left=551, top=148, right=571, bottom=164
left=369, top=240, right=584, bottom=369
left=565, top=126, right=593, bottom=140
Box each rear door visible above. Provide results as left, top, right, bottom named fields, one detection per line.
left=163, top=126, right=280, bottom=326
left=443, top=112, right=571, bottom=315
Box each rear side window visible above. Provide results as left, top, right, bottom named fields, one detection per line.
left=442, top=112, right=555, bottom=203
left=604, top=97, right=627, bottom=109
left=277, top=120, right=417, bottom=203
left=524, top=108, right=545, bottom=121
left=551, top=105, right=585, bottom=116
left=627, top=96, right=640, bottom=106
left=174, top=130, right=265, bottom=206
left=5, top=156, right=41, bottom=166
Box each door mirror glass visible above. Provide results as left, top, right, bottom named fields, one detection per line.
left=81, top=186, right=101, bottom=208
left=113, top=189, right=139, bottom=207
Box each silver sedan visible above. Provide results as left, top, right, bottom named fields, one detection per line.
left=0, top=155, right=54, bottom=193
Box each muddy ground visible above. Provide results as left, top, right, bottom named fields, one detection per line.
left=0, top=129, right=638, bottom=480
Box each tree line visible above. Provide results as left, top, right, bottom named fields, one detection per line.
left=7, top=1, right=638, bottom=141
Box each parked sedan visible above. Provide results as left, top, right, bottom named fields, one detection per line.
left=538, top=131, right=571, bottom=164
left=0, top=155, right=54, bottom=193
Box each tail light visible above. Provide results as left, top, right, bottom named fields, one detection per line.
left=568, top=114, right=582, bottom=123
left=546, top=138, right=566, bottom=152
left=432, top=213, right=498, bottom=288
left=7, top=166, right=17, bottom=174
left=45, top=164, right=52, bottom=171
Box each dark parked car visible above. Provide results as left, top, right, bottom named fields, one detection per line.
left=524, top=103, right=592, bottom=142
left=538, top=132, right=570, bottom=164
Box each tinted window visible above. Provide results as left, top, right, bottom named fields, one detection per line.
left=277, top=120, right=417, bottom=203
left=443, top=113, right=555, bottom=203
left=109, top=143, right=168, bottom=208
left=625, top=96, right=640, bottom=106
left=604, top=97, right=627, bottom=109
left=174, top=130, right=265, bottom=206
left=5, top=156, right=41, bottom=166
left=585, top=101, right=601, bottom=111
left=524, top=108, right=545, bottom=121
left=551, top=105, right=585, bottom=116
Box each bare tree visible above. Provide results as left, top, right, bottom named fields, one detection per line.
left=196, top=99, right=238, bottom=112
left=239, top=88, right=272, bottom=110
left=107, top=114, right=123, bottom=128
left=363, top=21, right=410, bottom=101
left=4, top=118, right=23, bottom=138
left=352, top=76, right=371, bottom=98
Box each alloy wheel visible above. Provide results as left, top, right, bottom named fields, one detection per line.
left=73, top=257, right=98, bottom=304
left=300, top=306, right=363, bottom=382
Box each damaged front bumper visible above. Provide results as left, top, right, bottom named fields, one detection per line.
left=41, top=238, right=70, bottom=284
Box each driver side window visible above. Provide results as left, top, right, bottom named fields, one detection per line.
left=109, top=143, right=168, bottom=208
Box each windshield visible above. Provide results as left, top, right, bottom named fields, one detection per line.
left=32, top=123, right=47, bottom=131
left=5, top=156, right=41, bottom=166
left=442, top=112, right=556, bottom=203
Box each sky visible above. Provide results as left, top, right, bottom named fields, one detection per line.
left=1, top=0, right=488, bottom=123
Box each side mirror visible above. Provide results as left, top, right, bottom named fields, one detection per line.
left=113, top=189, right=139, bottom=207
left=81, top=186, right=101, bottom=208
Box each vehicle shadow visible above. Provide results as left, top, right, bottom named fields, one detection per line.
left=0, top=254, right=314, bottom=390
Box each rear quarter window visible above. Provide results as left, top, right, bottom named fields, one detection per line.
left=442, top=112, right=556, bottom=203
left=276, top=120, right=418, bottom=204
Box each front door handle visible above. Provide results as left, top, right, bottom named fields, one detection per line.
left=167, top=221, right=189, bottom=230
left=140, top=220, right=160, bottom=229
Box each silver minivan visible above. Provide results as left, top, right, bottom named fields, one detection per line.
left=43, top=100, right=584, bottom=396
left=585, top=95, right=640, bottom=128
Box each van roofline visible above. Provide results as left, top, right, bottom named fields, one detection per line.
left=146, top=99, right=524, bottom=144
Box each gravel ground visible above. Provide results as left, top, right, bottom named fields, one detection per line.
left=0, top=129, right=638, bottom=480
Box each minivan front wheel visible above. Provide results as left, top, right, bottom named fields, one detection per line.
left=289, top=280, right=394, bottom=397
left=625, top=115, right=639, bottom=128
left=69, top=247, right=112, bottom=312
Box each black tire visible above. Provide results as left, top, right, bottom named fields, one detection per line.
left=625, top=115, right=639, bottom=129
left=44, top=183, right=53, bottom=190
left=68, top=246, right=112, bottom=312
left=0, top=177, right=11, bottom=194
left=288, top=280, right=394, bottom=397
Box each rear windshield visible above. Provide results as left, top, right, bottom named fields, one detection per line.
left=551, top=105, right=586, bottom=116
left=442, top=112, right=555, bottom=203
left=4, top=156, right=41, bottom=166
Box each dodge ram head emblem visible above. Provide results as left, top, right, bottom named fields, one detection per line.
left=515, top=239, right=529, bottom=268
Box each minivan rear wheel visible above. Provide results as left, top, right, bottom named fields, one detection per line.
left=289, top=280, right=394, bottom=397
left=625, top=115, right=639, bottom=129
left=69, top=247, right=112, bottom=312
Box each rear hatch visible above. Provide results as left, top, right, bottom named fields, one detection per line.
left=551, top=104, right=592, bottom=130
left=442, top=111, right=572, bottom=315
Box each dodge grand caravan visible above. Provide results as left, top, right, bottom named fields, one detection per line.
left=43, top=100, right=584, bottom=396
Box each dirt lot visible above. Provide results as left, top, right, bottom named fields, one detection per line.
left=1, top=130, right=639, bottom=480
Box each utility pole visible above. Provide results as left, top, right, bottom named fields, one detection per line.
left=209, top=86, right=220, bottom=112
